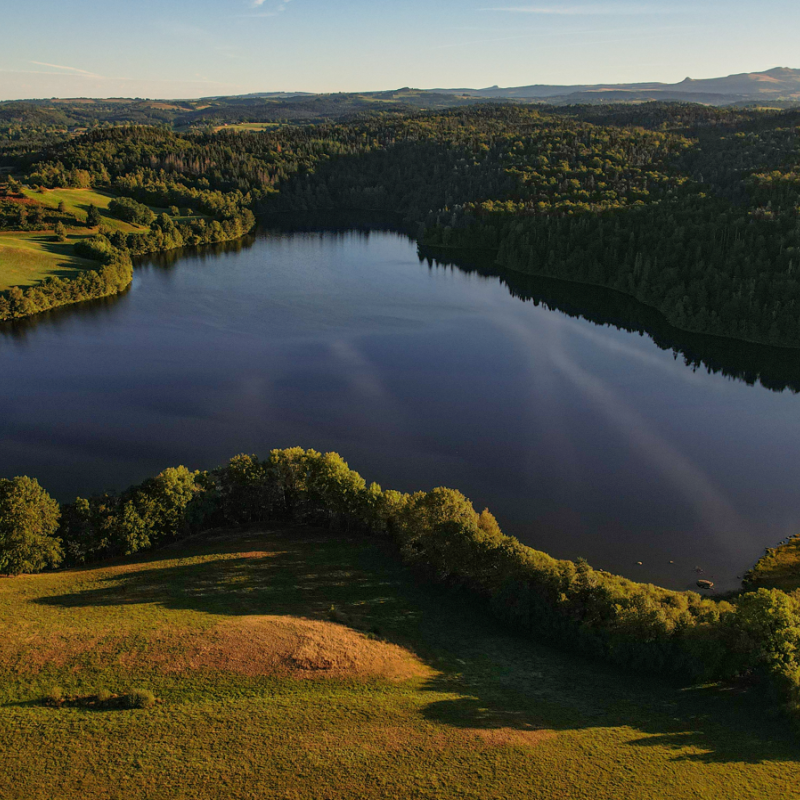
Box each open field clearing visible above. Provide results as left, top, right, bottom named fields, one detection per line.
left=746, top=536, right=800, bottom=592
left=0, top=526, right=797, bottom=800
left=21, top=188, right=144, bottom=233
left=0, top=232, right=93, bottom=290
left=214, top=122, right=284, bottom=131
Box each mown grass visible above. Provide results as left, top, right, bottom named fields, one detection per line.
left=0, top=232, right=94, bottom=290
left=0, top=526, right=798, bottom=800
left=21, top=187, right=143, bottom=233
left=745, top=536, right=800, bottom=592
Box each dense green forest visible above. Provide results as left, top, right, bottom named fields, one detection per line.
left=2, top=102, right=800, bottom=344
left=3, top=447, right=800, bottom=720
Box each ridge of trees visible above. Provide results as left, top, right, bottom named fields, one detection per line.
left=3, top=447, right=800, bottom=719
left=4, top=103, right=800, bottom=342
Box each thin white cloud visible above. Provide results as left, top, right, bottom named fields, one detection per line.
left=6, top=67, right=237, bottom=88
left=243, top=0, right=294, bottom=17
left=483, top=4, right=673, bottom=15
left=31, top=61, right=101, bottom=77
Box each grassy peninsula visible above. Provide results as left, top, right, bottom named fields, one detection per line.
left=2, top=442, right=800, bottom=800
left=745, top=537, right=800, bottom=593
left=2, top=524, right=798, bottom=800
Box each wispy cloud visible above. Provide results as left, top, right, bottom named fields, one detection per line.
left=8, top=65, right=237, bottom=89
left=30, top=61, right=101, bottom=77
left=482, top=4, right=674, bottom=15
left=244, top=0, right=294, bottom=17
left=437, top=26, right=691, bottom=49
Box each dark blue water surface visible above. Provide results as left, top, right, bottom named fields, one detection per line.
left=3, top=219, right=800, bottom=591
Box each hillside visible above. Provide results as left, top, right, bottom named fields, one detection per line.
left=1, top=524, right=798, bottom=799
left=431, top=67, right=800, bottom=105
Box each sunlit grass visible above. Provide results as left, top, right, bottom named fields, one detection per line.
left=0, top=526, right=797, bottom=799
left=22, top=187, right=143, bottom=233
left=745, top=536, right=800, bottom=592
left=0, top=232, right=93, bottom=290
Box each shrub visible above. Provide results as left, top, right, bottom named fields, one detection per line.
left=108, top=197, right=155, bottom=226
left=74, top=233, right=116, bottom=263
left=86, top=204, right=101, bottom=227
left=125, top=689, right=156, bottom=709
left=0, top=255, right=133, bottom=322
left=0, top=476, right=62, bottom=575
left=44, top=686, right=63, bottom=705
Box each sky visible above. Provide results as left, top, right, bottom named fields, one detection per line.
left=1, top=0, right=799, bottom=100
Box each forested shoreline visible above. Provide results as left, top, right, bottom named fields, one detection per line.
left=2, top=102, right=800, bottom=344
left=3, top=447, right=800, bottom=720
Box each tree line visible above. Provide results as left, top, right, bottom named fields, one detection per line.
left=4, top=103, right=800, bottom=342
left=1, top=447, right=799, bottom=718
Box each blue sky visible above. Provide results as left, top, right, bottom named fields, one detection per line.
left=2, top=0, right=798, bottom=100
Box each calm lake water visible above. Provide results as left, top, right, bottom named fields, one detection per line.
left=3, top=216, right=800, bottom=591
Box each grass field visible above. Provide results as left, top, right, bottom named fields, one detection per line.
left=21, top=188, right=143, bottom=233
left=1, top=526, right=798, bottom=800
left=1, top=188, right=203, bottom=293
left=745, top=536, right=800, bottom=592
left=0, top=232, right=94, bottom=291
left=214, top=122, right=284, bottom=132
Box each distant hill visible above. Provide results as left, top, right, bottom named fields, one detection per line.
left=431, top=67, right=800, bottom=106
left=2, top=69, right=798, bottom=137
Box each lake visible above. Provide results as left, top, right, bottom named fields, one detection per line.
left=3, top=215, right=800, bottom=591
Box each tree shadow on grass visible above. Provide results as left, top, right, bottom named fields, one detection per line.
left=35, top=525, right=800, bottom=767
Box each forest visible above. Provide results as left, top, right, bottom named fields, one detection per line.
left=1, top=102, right=800, bottom=344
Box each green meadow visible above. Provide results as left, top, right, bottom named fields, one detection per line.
left=1, top=526, right=797, bottom=800
left=22, top=187, right=145, bottom=233
left=0, top=232, right=93, bottom=291
left=0, top=189, right=196, bottom=293
left=214, top=122, right=284, bottom=131
left=746, top=537, right=800, bottom=592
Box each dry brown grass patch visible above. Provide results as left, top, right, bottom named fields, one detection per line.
left=142, top=616, right=431, bottom=681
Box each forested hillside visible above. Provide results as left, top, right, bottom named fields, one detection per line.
left=3, top=102, right=800, bottom=344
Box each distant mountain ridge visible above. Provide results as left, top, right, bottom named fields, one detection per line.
left=431, top=67, right=800, bottom=105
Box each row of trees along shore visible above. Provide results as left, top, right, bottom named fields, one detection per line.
left=2, top=447, right=800, bottom=718
left=3, top=104, right=800, bottom=343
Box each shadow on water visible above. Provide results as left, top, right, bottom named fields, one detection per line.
left=0, top=287, right=133, bottom=341
left=4, top=212, right=799, bottom=394
left=141, top=231, right=258, bottom=271
left=418, top=245, right=800, bottom=395
left=36, top=528, right=800, bottom=766
left=265, top=211, right=800, bottom=394
left=0, top=233, right=258, bottom=341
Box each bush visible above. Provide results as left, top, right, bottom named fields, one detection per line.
left=0, top=476, right=62, bottom=575
left=74, top=233, right=116, bottom=263
left=44, top=685, right=63, bottom=705
left=125, top=689, right=156, bottom=709
left=86, top=204, right=101, bottom=227
left=108, top=197, right=155, bottom=226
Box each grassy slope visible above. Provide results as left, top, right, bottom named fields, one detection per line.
left=21, top=187, right=143, bottom=233
left=0, top=232, right=94, bottom=290
left=1, top=189, right=194, bottom=292
left=745, top=537, right=800, bottom=592
left=0, top=527, right=798, bottom=800
left=0, top=189, right=137, bottom=292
